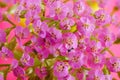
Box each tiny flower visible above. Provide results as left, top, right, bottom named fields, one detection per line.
left=0, top=47, right=14, bottom=58
left=35, top=46, right=50, bottom=60
left=103, top=75, right=112, bottom=80
left=20, top=53, right=34, bottom=66
left=15, top=26, right=30, bottom=47
left=33, top=21, right=48, bottom=38
left=0, top=29, right=6, bottom=43
left=76, top=68, right=84, bottom=80
left=60, top=18, right=75, bottom=30
left=87, top=69, right=104, bottom=80
left=94, top=9, right=111, bottom=26
left=58, top=75, right=75, bottom=80
left=68, top=51, right=84, bottom=69
left=97, top=0, right=108, bottom=8
left=106, top=57, right=120, bottom=72
left=73, top=1, right=85, bottom=16
left=86, top=40, right=102, bottom=53
left=53, top=61, right=69, bottom=78
left=48, top=1, right=69, bottom=20
left=77, top=16, right=95, bottom=37
left=13, top=66, right=25, bottom=80
left=35, top=67, right=48, bottom=79
left=15, top=26, right=30, bottom=39
left=11, top=59, right=19, bottom=69
left=97, top=28, right=115, bottom=47
left=47, top=27, right=62, bottom=44
left=62, top=32, right=78, bottom=50
left=87, top=53, right=105, bottom=68
left=25, top=10, right=40, bottom=25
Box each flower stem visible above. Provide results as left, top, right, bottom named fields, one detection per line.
left=3, top=15, right=16, bottom=27
left=0, top=64, right=10, bottom=67
left=107, top=49, right=114, bottom=56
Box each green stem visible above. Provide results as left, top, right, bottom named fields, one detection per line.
left=107, top=49, right=114, bottom=56
left=6, top=19, right=16, bottom=27
left=4, top=66, right=10, bottom=80
left=101, top=48, right=114, bottom=56
left=0, top=64, right=10, bottom=67
left=3, top=15, right=16, bottom=27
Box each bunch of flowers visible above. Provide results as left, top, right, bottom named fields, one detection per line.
left=0, top=0, right=120, bottom=80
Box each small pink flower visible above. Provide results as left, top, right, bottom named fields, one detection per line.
left=73, top=1, right=86, bottom=16
left=0, top=47, right=14, bottom=58
left=77, top=16, right=95, bottom=37
left=106, top=57, right=120, bottom=72
left=68, top=51, right=85, bottom=69
left=87, top=69, right=104, bottom=80
left=13, top=66, right=25, bottom=80
left=60, top=18, right=75, bottom=30
left=62, top=32, right=78, bottom=50
left=35, top=67, right=48, bottom=79
left=94, top=9, right=111, bottom=26
left=20, top=53, right=34, bottom=66
left=53, top=61, right=69, bottom=78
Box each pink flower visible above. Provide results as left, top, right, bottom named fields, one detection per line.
left=35, top=67, right=48, bottom=79
left=97, top=28, right=115, bottom=47
left=11, top=59, right=18, bottom=69
left=103, top=75, right=112, bottom=80
left=62, top=32, right=78, bottom=50
left=77, top=16, right=95, bottom=37
left=15, top=26, right=30, bottom=39
left=25, top=10, right=40, bottom=25
left=20, top=53, right=34, bottom=66
left=13, top=66, right=25, bottom=80
left=106, top=57, right=120, bottom=72
left=60, top=18, right=75, bottom=30
left=47, top=27, right=62, bottom=45
left=73, top=1, right=86, bottom=16
left=87, top=69, right=104, bottom=80
left=0, top=47, right=14, bottom=58
left=94, top=9, right=111, bottom=26
left=53, top=61, right=69, bottom=78
left=68, top=51, right=85, bottom=69
left=47, top=1, right=69, bottom=20
left=87, top=53, right=105, bottom=68
left=33, top=21, right=49, bottom=38
left=97, top=0, right=108, bottom=8
left=86, top=40, right=102, bottom=53
left=58, top=75, right=75, bottom=80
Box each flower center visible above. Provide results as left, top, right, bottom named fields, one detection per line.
left=94, top=76, right=100, bottom=80
left=72, top=56, right=79, bottom=62
left=57, top=64, right=65, bottom=72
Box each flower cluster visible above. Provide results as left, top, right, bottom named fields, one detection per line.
left=0, top=0, right=120, bottom=80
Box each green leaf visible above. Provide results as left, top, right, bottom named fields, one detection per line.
left=28, top=76, right=40, bottom=80
left=102, top=65, right=110, bottom=75
left=5, top=26, right=15, bottom=36
left=5, top=37, right=16, bottom=51
left=7, top=4, right=18, bottom=14
left=13, top=49, right=23, bottom=60
left=114, top=38, right=120, bottom=44
left=34, top=56, right=41, bottom=67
